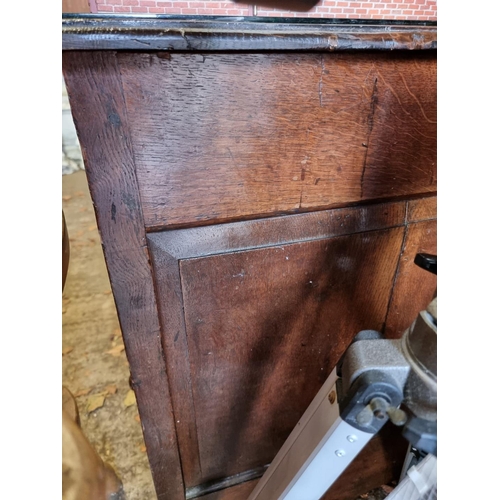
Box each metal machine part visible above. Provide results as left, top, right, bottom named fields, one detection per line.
left=248, top=254, right=437, bottom=500
left=388, top=453, right=437, bottom=500
left=247, top=368, right=374, bottom=500
left=339, top=326, right=437, bottom=455
left=402, top=300, right=437, bottom=421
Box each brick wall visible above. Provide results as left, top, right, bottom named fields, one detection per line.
left=94, top=0, right=437, bottom=20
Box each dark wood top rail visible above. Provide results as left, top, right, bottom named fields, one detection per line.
left=63, top=15, right=437, bottom=51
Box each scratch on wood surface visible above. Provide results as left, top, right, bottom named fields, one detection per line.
left=398, top=71, right=437, bottom=124
left=227, top=147, right=237, bottom=169
left=376, top=71, right=409, bottom=116
left=360, top=77, right=378, bottom=199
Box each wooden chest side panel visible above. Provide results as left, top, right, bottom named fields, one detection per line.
left=118, top=51, right=436, bottom=229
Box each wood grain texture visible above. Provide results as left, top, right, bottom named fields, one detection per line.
left=150, top=201, right=407, bottom=260
left=116, top=51, right=436, bottom=229
left=407, top=196, right=437, bottom=222
left=361, top=54, right=437, bottom=200
left=149, top=248, right=203, bottom=487
left=384, top=219, right=437, bottom=339
left=149, top=220, right=404, bottom=485
left=62, top=51, right=184, bottom=500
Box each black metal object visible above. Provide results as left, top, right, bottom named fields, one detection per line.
left=402, top=414, right=437, bottom=456
left=414, top=253, right=437, bottom=275
left=62, top=14, right=437, bottom=51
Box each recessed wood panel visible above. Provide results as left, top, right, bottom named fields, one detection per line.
left=148, top=202, right=408, bottom=487
left=148, top=200, right=407, bottom=487
left=118, top=51, right=436, bottom=229
left=180, top=228, right=404, bottom=481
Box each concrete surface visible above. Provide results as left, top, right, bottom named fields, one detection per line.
left=62, top=77, right=84, bottom=175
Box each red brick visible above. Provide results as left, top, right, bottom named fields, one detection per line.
left=131, top=6, right=148, bottom=11
left=123, top=0, right=139, bottom=5
left=402, top=9, right=413, bottom=14
left=356, top=8, right=368, bottom=14
left=348, top=2, right=362, bottom=7
left=180, top=7, right=198, bottom=12
left=139, top=0, right=156, bottom=5
left=342, top=8, right=355, bottom=13
left=105, top=0, right=122, bottom=5
left=361, top=2, right=374, bottom=7
left=114, top=5, right=132, bottom=10
left=188, top=2, right=206, bottom=7
left=98, top=5, right=114, bottom=11
left=156, top=1, right=173, bottom=6
left=337, top=2, right=349, bottom=6
left=149, top=6, right=167, bottom=11
left=367, top=8, right=380, bottom=15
